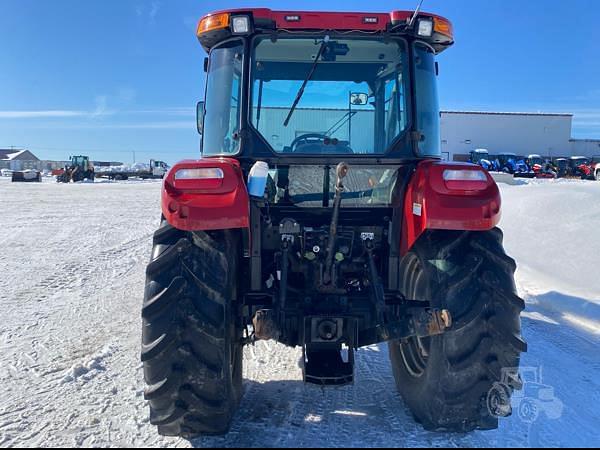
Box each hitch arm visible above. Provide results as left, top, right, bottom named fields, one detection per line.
left=359, top=307, right=452, bottom=346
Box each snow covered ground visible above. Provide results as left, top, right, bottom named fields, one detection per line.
left=0, top=177, right=598, bottom=447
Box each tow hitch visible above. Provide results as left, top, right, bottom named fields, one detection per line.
left=297, top=307, right=452, bottom=386
left=248, top=304, right=453, bottom=387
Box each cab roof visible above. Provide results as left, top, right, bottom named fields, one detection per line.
left=197, top=8, right=454, bottom=53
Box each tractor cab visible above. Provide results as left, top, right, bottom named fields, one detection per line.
left=470, top=148, right=490, bottom=164
left=569, top=156, right=590, bottom=167
left=71, top=155, right=90, bottom=168
left=57, top=155, right=95, bottom=183
left=528, top=154, right=544, bottom=167
left=496, top=152, right=517, bottom=166
left=568, top=156, right=591, bottom=177
left=469, top=148, right=497, bottom=171
left=554, top=158, right=568, bottom=177
left=195, top=9, right=454, bottom=164
left=495, top=152, right=518, bottom=173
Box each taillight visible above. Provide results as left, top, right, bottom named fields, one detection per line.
left=443, top=169, right=488, bottom=191
left=174, top=167, right=224, bottom=190
left=175, top=168, right=224, bottom=180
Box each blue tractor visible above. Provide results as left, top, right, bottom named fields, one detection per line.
left=495, top=153, right=534, bottom=177
left=469, top=149, right=499, bottom=171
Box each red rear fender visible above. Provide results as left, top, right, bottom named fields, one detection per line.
left=401, top=161, right=501, bottom=255
left=161, top=158, right=250, bottom=232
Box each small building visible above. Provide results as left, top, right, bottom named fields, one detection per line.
left=0, top=149, right=40, bottom=171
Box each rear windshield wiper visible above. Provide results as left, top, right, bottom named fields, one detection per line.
left=283, top=36, right=329, bottom=127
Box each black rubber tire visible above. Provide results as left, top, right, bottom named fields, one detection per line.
left=389, top=228, right=527, bottom=431
left=141, top=220, right=243, bottom=437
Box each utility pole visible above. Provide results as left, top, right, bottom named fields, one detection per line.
left=133, top=150, right=136, bottom=163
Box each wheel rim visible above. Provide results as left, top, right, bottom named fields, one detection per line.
left=399, top=259, right=431, bottom=378
left=519, top=399, right=538, bottom=423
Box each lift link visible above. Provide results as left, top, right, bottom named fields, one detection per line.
left=323, top=162, right=349, bottom=285
left=363, top=236, right=387, bottom=324
left=279, top=235, right=292, bottom=311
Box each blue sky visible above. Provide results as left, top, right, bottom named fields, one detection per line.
left=1, top=0, right=599, bottom=163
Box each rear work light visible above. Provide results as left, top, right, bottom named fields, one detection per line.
left=443, top=169, right=489, bottom=191
left=231, top=15, right=251, bottom=34
left=417, top=18, right=433, bottom=37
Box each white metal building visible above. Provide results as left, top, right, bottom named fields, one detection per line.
left=440, top=111, right=600, bottom=161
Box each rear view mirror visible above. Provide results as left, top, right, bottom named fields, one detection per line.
left=350, top=93, right=369, bottom=106
left=196, top=101, right=205, bottom=135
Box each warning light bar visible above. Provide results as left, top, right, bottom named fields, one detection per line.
left=196, top=9, right=454, bottom=51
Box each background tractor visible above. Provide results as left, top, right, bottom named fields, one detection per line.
left=566, top=156, right=593, bottom=179
left=56, top=155, right=95, bottom=183
left=469, top=148, right=499, bottom=171
left=553, top=157, right=569, bottom=177
left=141, top=7, right=526, bottom=438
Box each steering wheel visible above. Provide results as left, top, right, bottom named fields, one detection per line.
left=290, top=133, right=329, bottom=151
left=290, top=133, right=353, bottom=154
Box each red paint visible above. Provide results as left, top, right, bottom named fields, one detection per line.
left=161, top=158, right=250, bottom=232
left=401, top=161, right=501, bottom=256
left=578, top=163, right=593, bottom=177
left=174, top=176, right=223, bottom=190
left=443, top=179, right=489, bottom=191
left=199, top=8, right=450, bottom=32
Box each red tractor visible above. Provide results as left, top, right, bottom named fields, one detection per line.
left=567, top=156, right=594, bottom=179
left=141, top=7, right=526, bottom=437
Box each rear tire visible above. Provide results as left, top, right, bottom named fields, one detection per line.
left=389, top=228, right=526, bottom=431
left=141, top=220, right=243, bottom=437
